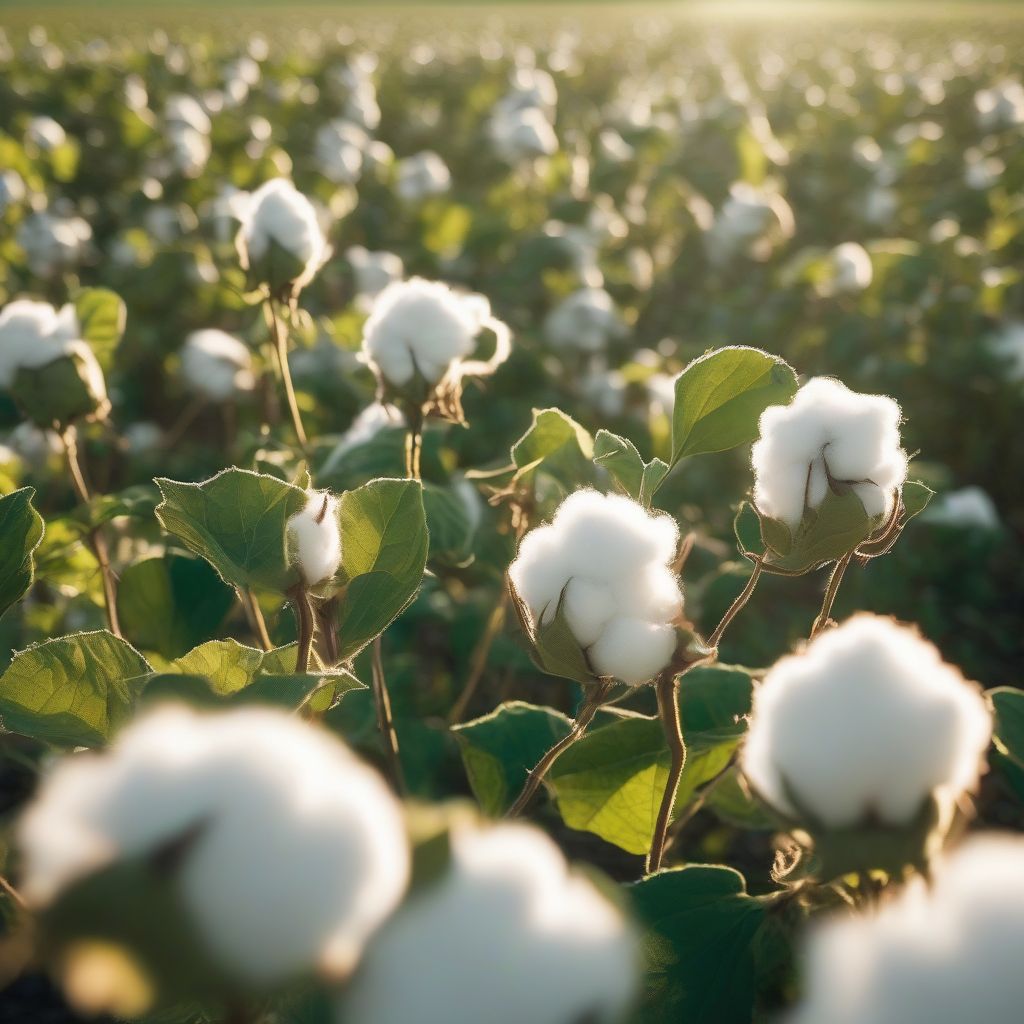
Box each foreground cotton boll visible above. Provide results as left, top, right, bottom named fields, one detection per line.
left=180, top=329, right=255, bottom=401
left=508, top=490, right=683, bottom=686
left=741, top=614, right=991, bottom=832
left=288, top=489, right=342, bottom=587
left=18, top=705, right=411, bottom=986
left=789, top=836, right=1024, bottom=1024
left=751, top=377, right=908, bottom=529
left=543, top=287, right=625, bottom=353
left=340, top=821, right=638, bottom=1024
left=237, top=177, right=328, bottom=292
left=0, top=298, right=81, bottom=388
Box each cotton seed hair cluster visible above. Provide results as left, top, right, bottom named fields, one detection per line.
left=288, top=489, right=343, bottom=587
left=741, top=614, right=991, bottom=831
left=180, top=329, right=255, bottom=402
left=18, top=705, right=410, bottom=986
left=340, top=820, right=638, bottom=1024
left=789, top=836, right=1024, bottom=1024
left=752, top=377, right=909, bottom=529
left=508, top=490, right=683, bottom=686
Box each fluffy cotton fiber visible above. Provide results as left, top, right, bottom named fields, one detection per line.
left=741, top=614, right=991, bottom=829
left=508, top=490, right=683, bottom=686
left=789, top=835, right=1024, bottom=1024
left=751, top=376, right=908, bottom=529
left=0, top=299, right=87, bottom=389
left=288, top=489, right=342, bottom=587
left=181, top=329, right=255, bottom=401
left=18, top=705, right=410, bottom=985
left=340, top=820, right=638, bottom=1024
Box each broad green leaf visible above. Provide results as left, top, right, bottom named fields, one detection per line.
left=0, top=487, right=44, bottom=619
left=76, top=485, right=159, bottom=531
left=548, top=667, right=753, bottom=853
left=334, top=478, right=428, bottom=660
left=901, top=480, right=934, bottom=520
left=671, top=347, right=797, bottom=463
left=631, top=865, right=765, bottom=1024
left=154, top=468, right=307, bottom=593
left=507, top=408, right=594, bottom=489
left=594, top=429, right=645, bottom=498
left=423, top=482, right=476, bottom=566
left=116, top=554, right=234, bottom=660
left=74, top=288, right=127, bottom=371
left=169, top=639, right=280, bottom=694
left=0, top=630, right=151, bottom=747
left=453, top=701, right=573, bottom=816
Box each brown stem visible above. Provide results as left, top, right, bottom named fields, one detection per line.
left=316, top=597, right=340, bottom=667
left=708, top=558, right=764, bottom=650
left=62, top=427, right=121, bottom=638
left=371, top=635, right=406, bottom=794
left=447, top=591, right=509, bottom=724
left=290, top=584, right=315, bottom=672
left=266, top=297, right=308, bottom=457
left=810, top=550, right=853, bottom=638
left=241, top=589, right=272, bottom=651
left=0, top=873, right=26, bottom=913
left=647, top=672, right=685, bottom=874
left=506, top=679, right=612, bottom=818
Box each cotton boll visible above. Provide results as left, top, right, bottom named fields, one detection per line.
left=0, top=169, right=26, bottom=214
left=17, top=211, right=92, bottom=278
left=589, top=617, right=678, bottom=686
left=19, top=705, right=410, bottom=986
left=0, top=299, right=81, bottom=388
left=340, top=820, right=638, bottom=1024
left=508, top=524, right=571, bottom=624
left=543, top=288, right=625, bottom=353
left=181, top=329, right=255, bottom=401
left=741, top=614, right=991, bottom=831
left=25, top=115, right=67, bottom=151
left=922, top=487, right=1000, bottom=531
left=346, top=246, right=404, bottom=308
left=988, top=320, right=1024, bottom=382
left=789, top=836, right=1024, bottom=1024
left=314, top=120, right=368, bottom=185
left=165, top=94, right=212, bottom=135
left=563, top=577, right=618, bottom=647
left=827, top=242, right=873, bottom=295
left=288, top=490, right=342, bottom=587
left=751, top=377, right=908, bottom=529
left=490, top=107, right=559, bottom=164
left=394, top=152, right=450, bottom=203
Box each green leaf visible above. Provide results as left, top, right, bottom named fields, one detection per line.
left=733, top=500, right=763, bottom=557
left=169, top=639, right=277, bottom=694
left=506, top=408, right=594, bottom=491
left=593, top=430, right=645, bottom=498
left=154, top=468, right=308, bottom=593
left=901, top=480, right=934, bottom=521
left=0, top=487, right=44, bottom=619
left=531, top=593, right=595, bottom=684
left=671, top=347, right=798, bottom=463
left=334, top=478, right=428, bottom=660
left=453, top=701, right=573, bottom=816
left=0, top=630, right=151, bottom=747
left=766, top=489, right=877, bottom=572
left=116, top=554, right=234, bottom=660
left=991, top=687, right=1024, bottom=780
left=640, top=459, right=670, bottom=507
left=423, top=482, right=476, bottom=567
left=631, top=865, right=766, bottom=1024
left=13, top=350, right=109, bottom=428
left=74, top=288, right=127, bottom=371
left=548, top=667, right=753, bottom=853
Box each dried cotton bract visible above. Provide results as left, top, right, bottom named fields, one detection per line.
left=751, top=377, right=908, bottom=529
left=18, top=705, right=410, bottom=986
left=741, top=614, right=991, bottom=832
left=180, top=329, right=255, bottom=401
left=508, top=490, right=683, bottom=686
left=340, top=821, right=638, bottom=1024
left=288, top=489, right=342, bottom=587
left=789, top=836, right=1024, bottom=1024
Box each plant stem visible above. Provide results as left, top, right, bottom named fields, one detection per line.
left=0, top=873, right=26, bottom=913
left=266, top=296, right=308, bottom=457
left=447, top=590, right=508, bottom=724
left=707, top=558, right=763, bottom=650
left=647, top=672, right=685, bottom=874
left=316, top=597, right=340, bottom=667
left=506, top=679, right=612, bottom=818
left=404, top=405, right=424, bottom=481
left=241, top=589, right=272, bottom=651
left=62, top=426, right=121, bottom=638
left=371, top=636, right=406, bottom=793
left=810, top=550, right=853, bottom=638
left=290, top=584, right=315, bottom=672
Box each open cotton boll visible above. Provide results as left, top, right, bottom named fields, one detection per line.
left=346, top=246, right=404, bottom=308
left=589, top=618, right=679, bottom=687
left=987, top=320, right=1024, bottom=383
left=18, top=705, right=410, bottom=985
left=394, top=151, right=450, bottom=203
left=827, top=242, right=873, bottom=295
left=741, top=614, right=991, bottom=830
left=288, top=489, right=342, bottom=587
left=16, top=212, right=92, bottom=278
left=165, top=94, right=212, bottom=135
left=705, top=183, right=794, bottom=265
left=340, top=820, right=638, bottom=1024
left=751, top=377, right=908, bottom=529
left=181, top=329, right=255, bottom=401
left=0, top=298, right=81, bottom=388
left=314, top=120, right=369, bottom=185
left=789, top=835, right=1024, bottom=1024
left=490, top=107, right=559, bottom=163
left=543, top=287, right=624, bottom=353
left=922, top=486, right=1000, bottom=531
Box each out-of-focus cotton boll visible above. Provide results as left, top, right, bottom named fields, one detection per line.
left=320, top=402, right=403, bottom=477
left=0, top=169, right=26, bottom=213
left=508, top=490, right=683, bottom=686
left=544, top=288, right=625, bottom=353
left=180, top=329, right=255, bottom=401
left=581, top=365, right=628, bottom=418
left=340, top=820, right=638, bottom=1024
left=825, top=242, right=873, bottom=295
left=964, top=146, right=1004, bottom=190
left=167, top=123, right=211, bottom=179
left=861, top=185, right=898, bottom=226
left=974, top=80, right=1024, bottom=130
left=922, top=486, right=1000, bottom=531
left=394, top=151, right=450, bottom=202
left=361, top=278, right=502, bottom=388
left=347, top=246, right=404, bottom=310
left=741, top=614, right=991, bottom=830
left=491, top=107, right=559, bottom=163
left=18, top=705, right=411, bottom=985
left=705, top=183, right=794, bottom=265
left=789, top=835, right=1024, bottom=1024
left=17, top=211, right=92, bottom=278
left=988, top=320, right=1024, bottom=382
left=25, top=115, right=66, bottom=151
left=598, top=129, right=634, bottom=164
left=494, top=65, right=558, bottom=119
left=751, top=377, right=908, bottom=528
left=123, top=421, right=164, bottom=456
left=646, top=372, right=676, bottom=419
left=315, top=120, right=369, bottom=185
left=288, top=489, right=342, bottom=587
left=165, top=93, right=212, bottom=135
left=345, top=81, right=381, bottom=132
left=0, top=299, right=82, bottom=389
left=6, top=422, right=63, bottom=466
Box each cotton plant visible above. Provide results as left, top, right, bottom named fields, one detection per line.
left=922, top=486, right=1000, bottom=531
left=741, top=614, right=991, bottom=880
left=18, top=705, right=410, bottom=1015
left=821, top=241, right=873, bottom=296
left=16, top=209, right=92, bottom=278
left=543, top=286, right=626, bottom=354
left=393, top=151, right=451, bottom=203
left=788, top=836, right=1024, bottom=1024
left=314, top=119, right=371, bottom=186
left=704, top=182, right=795, bottom=266
left=339, top=819, right=638, bottom=1024
left=346, top=245, right=404, bottom=310
left=180, top=329, right=256, bottom=402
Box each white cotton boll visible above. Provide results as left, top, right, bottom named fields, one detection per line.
left=589, top=617, right=678, bottom=686
left=923, top=486, right=1000, bottom=531
left=563, top=577, right=618, bottom=648
left=346, top=246, right=404, bottom=308
left=18, top=705, right=410, bottom=985
left=165, top=93, right=212, bottom=135
left=751, top=377, right=908, bottom=529
left=988, top=320, right=1024, bottom=382
left=288, top=489, right=342, bottom=587
left=315, top=120, right=368, bottom=185
left=17, top=212, right=92, bottom=278
left=861, top=185, right=898, bottom=227
left=25, top=115, right=66, bottom=151
left=0, top=169, right=26, bottom=214
left=974, top=81, right=1024, bottom=130
left=706, top=183, right=794, bottom=265
left=490, top=107, right=559, bottom=164
left=181, top=329, right=255, bottom=401
left=0, top=298, right=82, bottom=388
left=741, top=614, right=992, bottom=829
left=828, top=242, right=873, bottom=295
left=340, top=820, right=638, bottom=1024
left=361, top=278, right=491, bottom=388
left=544, top=288, right=624, bottom=353
left=394, top=151, right=450, bottom=203
left=508, top=525, right=571, bottom=624
left=789, top=835, right=1024, bottom=1024
left=167, top=123, right=211, bottom=178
